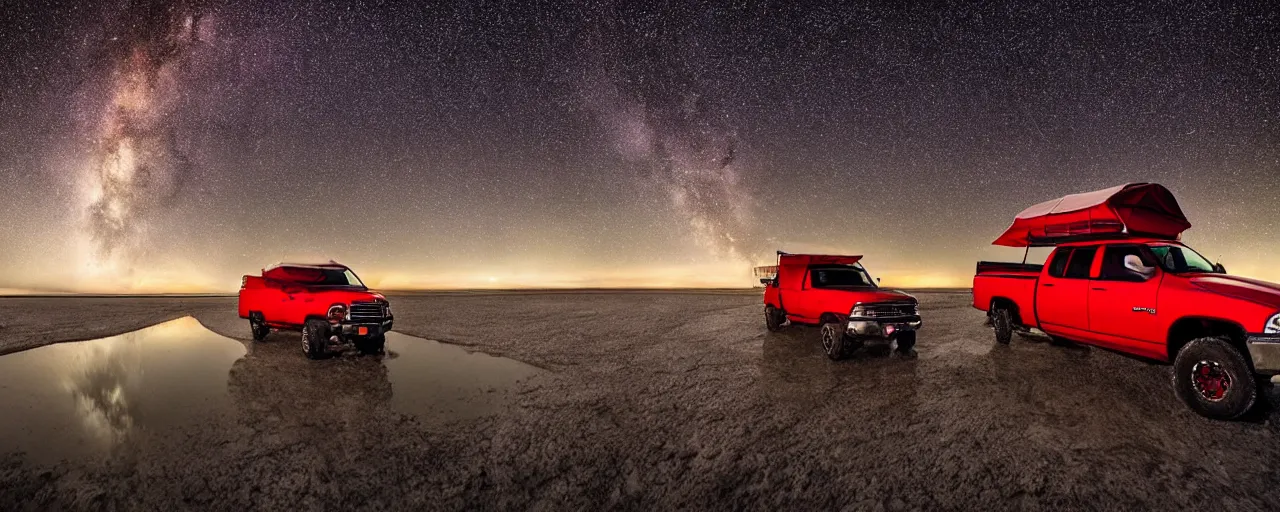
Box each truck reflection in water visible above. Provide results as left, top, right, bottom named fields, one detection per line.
left=0, top=317, right=543, bottom=466
left=0, top=317, right=245, bottom=465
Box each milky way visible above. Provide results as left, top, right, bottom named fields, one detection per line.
left=579, top=30, right=764, bottom=263
left=84, top=0, right=208, bottom=259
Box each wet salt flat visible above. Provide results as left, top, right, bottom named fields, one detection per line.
left=383, top=332, right=543, bottom=422
left=0, top=317, right=244, bottom=465
left=0, top=317, right=542, bottom=465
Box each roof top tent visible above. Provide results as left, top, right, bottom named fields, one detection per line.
left=773, top=252, right=864, bottom=290
left=992, top=183, right=1191, bottom=248
left=262, top=262, right=350, bottom=282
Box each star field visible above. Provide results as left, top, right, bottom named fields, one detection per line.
left=0, top=0, right=1277, bottom=292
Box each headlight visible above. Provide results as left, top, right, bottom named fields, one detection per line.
left=327, top=304, right=348, bottom=324
left=1266, top=313, right=1280, bottom=334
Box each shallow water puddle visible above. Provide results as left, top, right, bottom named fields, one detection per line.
left=0, top=318, right=542, bottom=465
left=383, top=332, right=543, bottom=423
left=0, top=317, right=245, bottom=465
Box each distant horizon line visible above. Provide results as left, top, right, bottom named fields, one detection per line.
left=0, top=286, right=974, bottom=297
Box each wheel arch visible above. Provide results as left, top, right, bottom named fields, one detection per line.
left=1167, top=316, right=1249, bottom=362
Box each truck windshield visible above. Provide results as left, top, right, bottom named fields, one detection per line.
left=1148, top=245, right=1218, bottom=274
left=285, top=267, right=366, bottom=287
left=810, top=265, right=877, bottom=289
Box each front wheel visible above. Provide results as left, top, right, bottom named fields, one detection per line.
left=764, top=305, right=786, bottom=332
left=821, top=323, right=850, bottom=361
left=301, top=319, right=330, bottom=360
left=1172, top=337, right=1256, bottom=420
left=896, top=331, right=918, bottom=357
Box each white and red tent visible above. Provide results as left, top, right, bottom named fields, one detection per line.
left=992, top=183, right=1191, bottom=247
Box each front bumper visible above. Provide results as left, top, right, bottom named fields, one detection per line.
left=334, top=318, right=394, bottom=339
left=1247, top=334, right=1280, bottom=374
left=846, top=316, right=922, bottom=340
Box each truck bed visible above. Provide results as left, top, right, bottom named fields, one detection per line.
left=972, top=262, right=1040, bottom=326
left=975, top=261, right=1043, bottom=276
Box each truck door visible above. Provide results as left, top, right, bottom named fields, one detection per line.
left=1036, top=246, right=1095, bottom=332
left=787, top=268, right=820, bottom=322
left=1088, top=244, right=1164, bottom=354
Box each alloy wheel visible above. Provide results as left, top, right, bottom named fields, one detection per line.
left=1191, top=360, right=1232, bottom=402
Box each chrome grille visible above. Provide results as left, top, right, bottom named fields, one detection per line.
left=348, top=302, right=385, bottom=322
left=851, top=302, right=918, bottom=319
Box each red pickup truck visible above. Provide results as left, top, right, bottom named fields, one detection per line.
left=973, top=184, right=1280, bottom=419
left=762, top=252, right=921, bottom=360
left=238, top=262, right=394, bottom=359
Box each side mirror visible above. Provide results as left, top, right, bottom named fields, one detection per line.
left=1123, top=255, right=1156, bottom=280
left=876, top=277, right=881, bottom=284
left=1212, top=263, right=1226, bottom=274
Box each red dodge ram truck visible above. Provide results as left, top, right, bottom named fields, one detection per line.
left=763, top=252, right=921, bottom=360
left=973, top=183, right=1280, bottom=419
left=238, top=262, right=394, bottom=359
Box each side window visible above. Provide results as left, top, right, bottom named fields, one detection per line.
left=1064, top=247, right=1097, bottom=279
left=1098, top=245, right=1156, bottom=281
left=1047, top=248, right=1073, bottom=278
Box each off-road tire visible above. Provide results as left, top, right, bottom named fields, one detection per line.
left=302, top=319, right=329, bottom=360
left=821, top=322, right=849, bottom=361
left=991, top=307, right=1014, bottom=345
left=1173, top=337, right=1256, bottom=420
left=356, top=334, right=387, bottom=355
left=764, top=305, right=786, bottom=332
left=896, top=331, right=918, bottom=357
left=249, top=315, right=270, bottom=342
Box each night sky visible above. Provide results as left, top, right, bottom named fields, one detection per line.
left=1, top=0, right=1277, bottom=293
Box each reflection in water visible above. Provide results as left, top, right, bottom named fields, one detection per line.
left=0, top=318, right=544, bottom=466
left=0, top=317, right=245, bottom=465
left=67, top=342, right=137, bottom=444
left=383, top=332, right=543, bottom=423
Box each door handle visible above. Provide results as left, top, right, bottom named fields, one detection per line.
left=1041, top=283, right=1054, bottom=287
left=1092, top=287, right=1107, bottom=291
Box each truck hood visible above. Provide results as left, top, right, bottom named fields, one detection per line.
left=300, top=287, right=386, bottom=303
left=1190, top=275, right=1280, bottom=309
left=832, top=288, right=918, bottom=304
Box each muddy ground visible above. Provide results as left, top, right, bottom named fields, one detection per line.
left=1, top=291, right=1278, bottom=510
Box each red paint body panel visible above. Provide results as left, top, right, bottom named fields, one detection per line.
left=974, top=240, right=1280, bottom=362
left=237, top=263, right=387, bottom=330
left=763, top=253, right=914, bottom=323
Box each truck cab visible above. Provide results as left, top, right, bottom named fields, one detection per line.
left=238, top=262, right=394, bottom=359
left=972, top=183, right=1280, bottom=419
left=763, top=253, right=921, bottom=360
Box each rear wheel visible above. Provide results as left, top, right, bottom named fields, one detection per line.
left=356, top=334, right=386, bottom=355
left=1172, top=337, right=1256, bottom=420
left=764, top=305, right=786, bottom=332
left=301, top=319, right=329, bottom=360
left=821, top=322, right=849, bottom=361
left=991, top=307, right=1013, bottom=345
left=249, top=314, right=270, bottom=342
